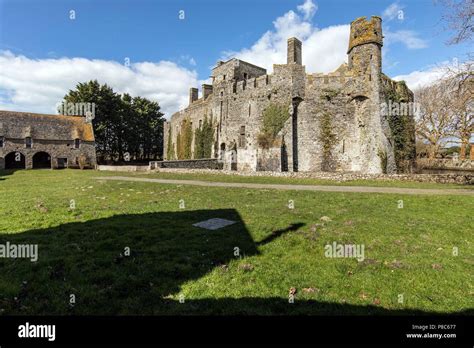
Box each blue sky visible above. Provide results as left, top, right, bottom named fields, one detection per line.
left=0, top=0, right=471, bottom=117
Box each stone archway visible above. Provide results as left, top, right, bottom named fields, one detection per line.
left=5, top=151, right=26, bottom=169
left=32, top=151, right=52, bottom=169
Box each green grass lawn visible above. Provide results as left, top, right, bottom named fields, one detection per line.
left=0, top=169, right=472, bottom=315
left=105, top=169, right=470, bottom=189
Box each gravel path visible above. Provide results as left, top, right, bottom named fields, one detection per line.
left=94, top=176, right=474, bottom=196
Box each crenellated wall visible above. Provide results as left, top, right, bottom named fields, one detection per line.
left=163, top=16, right=415, bottom=174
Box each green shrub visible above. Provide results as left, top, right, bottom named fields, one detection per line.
left=258, top=103, right=289, bottom=148
left=194, top=116, right=214, bottom=158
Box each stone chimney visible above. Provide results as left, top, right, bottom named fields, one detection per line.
left=202, top=84, right=213, bottom=99
left=287, top=37, right=302, bottom=65
left=189, top=87, right=198, bottom=104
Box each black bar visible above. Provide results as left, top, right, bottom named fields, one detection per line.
left=0, top=315, right=472, bottom=346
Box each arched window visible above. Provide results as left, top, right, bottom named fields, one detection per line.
left=25, top=137, right=32, bottom=149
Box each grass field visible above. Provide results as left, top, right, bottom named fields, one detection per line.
left=122, top=169, right=469, bottom=189
left=0, top=169, right=472, bottom=315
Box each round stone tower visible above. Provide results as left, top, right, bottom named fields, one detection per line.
left=347, top=16, right=383, bottom=77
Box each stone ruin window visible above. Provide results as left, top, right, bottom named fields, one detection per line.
left=243, top=73, right=248, bottom=80
left=74, top=138, right=80, bottom=149
left=25, top=137, right=32, bottom=149
left=199, top=119, right=202, bottom=128
left=223, top=74, right=226, bottom=81
left=238, top=126, right=246, bottom=148
left=0, top=136, right=3, bottom=148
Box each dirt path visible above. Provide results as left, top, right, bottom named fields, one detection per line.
left=94, top=176, right=474, bottom=196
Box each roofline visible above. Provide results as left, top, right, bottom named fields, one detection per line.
left=0, top=110, right=87, bottom=118
left=211, top=58, right=266, bottom=72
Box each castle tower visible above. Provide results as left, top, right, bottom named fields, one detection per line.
left=347, top=16, right=383, bottom=77
left=287, top=37, right=302, bottom=65
left=347, top=16, right=391, bottom=174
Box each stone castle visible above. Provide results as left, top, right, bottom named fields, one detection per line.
left=0, top=111, right=96, bottom=170
left=163, top=16, right=416, bottom=174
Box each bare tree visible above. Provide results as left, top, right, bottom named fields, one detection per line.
left=437, top=0, right=474, bottom=45
left=443, top=60, right=474, bottom=158
left=414, top=80, right=457, bottom=158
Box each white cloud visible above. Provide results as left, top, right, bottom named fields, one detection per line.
left=0, top=0, right=432, bottom=119
left=297, top=0, right=318, bottom=20
left=0, top=51, right=199, bottom=118
left=384, top=29, right=428, bottom=49
left=381, top=3, right=428, bottom=50
left=392, top=62, right=453, bottom=90
left=223, top=0, right=349, bottom=74
left=382, top=2, right=405, bottom=22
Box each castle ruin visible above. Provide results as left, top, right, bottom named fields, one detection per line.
left=163, top=16, right=416, bottom=174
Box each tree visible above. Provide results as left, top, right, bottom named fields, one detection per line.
left=62, top=80, right=122, bottom=160
left=448, top=74, right=473, bottom=159
left=414, top=80, right=456, bottom=158
left=438, top=0, right=474, bottom=45
left=62, top=80, right=164, bottom=162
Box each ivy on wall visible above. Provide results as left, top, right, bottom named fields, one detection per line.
left=176, top=117, right=193, bottom=159
left=257, top=103, right=289, bottom=148
left=318, top=111, right=337, bottom=171
left=383, top=82, right=416, bottom=173
left=377, top=149, right=388, bottom=174
left=194, top=116, right=214, bottom=159
left=166, top=127, right=175, bottom=160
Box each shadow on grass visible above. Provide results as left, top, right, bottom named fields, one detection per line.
left=0, top=209, right=471, bottom=316
left=0, top=169, right=16, bottom=180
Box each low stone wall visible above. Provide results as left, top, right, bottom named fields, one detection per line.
left=417, top=158, right=473, bottom=171
left=151, top=167, right=473, bottom=185
left=151, top=158, right=223, bottom=170
left=97, top=165, right=149, bottom=172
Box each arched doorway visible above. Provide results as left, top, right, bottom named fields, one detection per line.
left=32, top=152, right=51, bottom=169
left=5, top=152, right=26, bottom=169
left=219, top=143, right=226, bottom=161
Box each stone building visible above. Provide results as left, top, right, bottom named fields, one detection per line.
left=0, top=110, right=97, bottom=170
left=164, top=16, right=416, bottom=174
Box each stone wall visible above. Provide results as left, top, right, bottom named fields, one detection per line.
left=0, top=111, right=97, bottom=169
left=151, top=167, right=474, bottom=185
left=417, top=158, right=473, bottom=171
left=164, top=16, right=415, bottom=176
left=154, top=158, right=223, bottom=170
left=97, top=164, right=149, bottom=172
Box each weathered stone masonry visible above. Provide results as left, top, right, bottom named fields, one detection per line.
left=0, top=111, right=97, bottom=169
left=164, top=16, right=415, bottom=174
